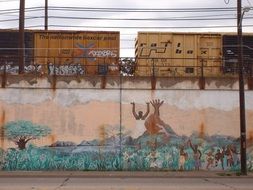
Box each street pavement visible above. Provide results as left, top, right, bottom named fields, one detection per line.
left=0, top=171, right=253, bottom=190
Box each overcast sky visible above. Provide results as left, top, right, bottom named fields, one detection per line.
left=0, top=0, right=253, bottom=56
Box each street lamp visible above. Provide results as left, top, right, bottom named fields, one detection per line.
left=237, top=1, right=252, bottom=176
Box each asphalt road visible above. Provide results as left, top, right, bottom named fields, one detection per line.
left=0, top=177, right=253, bottom=190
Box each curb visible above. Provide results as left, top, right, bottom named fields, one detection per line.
left=0, top=171, right=252, bottom=178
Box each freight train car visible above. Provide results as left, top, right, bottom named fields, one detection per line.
left=0, top=30, right=34, bottom=70
left=135, top=32, right=222, bottom=77
left=0, top=30, right=120, bottom=75
left=223, top=34, right=253, bottom=74
left=34, top=30, right=120, bottom=75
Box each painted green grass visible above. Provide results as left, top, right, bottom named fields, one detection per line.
left=1, top=144, right=250, bottom=171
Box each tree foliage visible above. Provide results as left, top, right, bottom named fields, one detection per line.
left=4, top=120, right=51, bottom=150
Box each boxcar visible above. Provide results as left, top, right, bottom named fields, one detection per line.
left=34, top=30, right=120, bottom=75
left=135, top=32, right=222, bottom=77
left=0, top=30, right=120, bottom=75
left=0, top=29, right=34, bottom=67
left=223, top=34, right=253, bottom=74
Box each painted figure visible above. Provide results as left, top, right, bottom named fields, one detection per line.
left=123, top=151, right=131, bottom=170
left=225, top=145, right=234, bottom=167
left=215, top=148, right=224, bottom=170
left=205, top=150, right=215, bottom=170
left=131, top=102, right=150, bottom=120
left=188, top=140, right=202, bottom=170
left=131, top=102, right=150, bottom=138
left=147, top=150, right=162, bottom=169
left=144, top=99, right=169, bottom=136
left=178, top=146, right=188, bottom=170
left=231, top=145, right=240, bottom=166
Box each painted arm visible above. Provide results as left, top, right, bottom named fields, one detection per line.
left=188, top=139, right=195, bottom=151
left=142, top=103, right=150, bottom=119
left=198, top=149, right=202, bottom=159
left=131, top=102, right=139, bottom=119
left=150, top=99, right=164, bottom=116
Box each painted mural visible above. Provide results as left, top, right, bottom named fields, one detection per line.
left=0, top=87, right=253, bottom=171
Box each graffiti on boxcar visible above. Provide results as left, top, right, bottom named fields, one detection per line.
left=48, top=63, right=85, bottom=75
left=0, top=62, right=42, bottom=74
left=73, top=43, right=96, bottom=62
left=74, top=42, right=118, bottom=61
left=88, top=50, right=118, bottom=58
left=139, top=40, right=171, bottom=57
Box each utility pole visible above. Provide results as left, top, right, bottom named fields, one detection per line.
left=45, top=0, right=48, bottom=30
left=18, top=0, right=25, bottom=74
left=237, top=0, right=247, bottom=175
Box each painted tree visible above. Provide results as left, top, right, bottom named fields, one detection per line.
left=4, top=120, right=51, bottom=150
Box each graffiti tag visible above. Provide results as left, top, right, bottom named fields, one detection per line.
left=0, top=62, right=42, bottom=74
left=48, top=63, right=85, bottom=75
left=88, top=50, right=118, bottom=58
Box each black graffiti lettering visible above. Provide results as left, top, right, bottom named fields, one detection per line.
left=187, top=50, right=194, bottom=54
left=176, top=49, right=182, bottom=54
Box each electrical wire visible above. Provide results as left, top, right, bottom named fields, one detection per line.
left=1, top=5, right=253, bottom=31
left=47, top=24, right=253, bottom=29
left=0, top=0, right=18, bottom=2
left=48, top=6, right=237, bottom=13
left=0, top=7, right=45, bottom=15
left=45, top=15, right=253, bottom=21
left=0, top=16, right=44, bottom=23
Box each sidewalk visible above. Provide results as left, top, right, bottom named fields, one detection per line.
left=0, top=171, right=252, bottom=178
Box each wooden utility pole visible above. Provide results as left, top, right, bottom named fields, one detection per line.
left=45, top=0, right=48, bottom=30
left=18, top=0, right=25, bottom=74
left=237, top=0, right=247, bottom=175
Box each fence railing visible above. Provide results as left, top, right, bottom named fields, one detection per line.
left=0, top=55, right=252, bottom=78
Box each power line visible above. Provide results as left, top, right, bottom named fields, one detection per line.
left=0, top=7, right=44, bottom=15
left=47, top=24, right=253, bottom=29
left=48, top=6, right=237, bottom=13
left=0, top=6, right=237, bottom=12
left=0, top=0, right=18, bottom=2
left=0, top=16, right=44, bottom=23
left=2, top=13, right=253, bottom=23
left=45, top=15, right=253, bottom=21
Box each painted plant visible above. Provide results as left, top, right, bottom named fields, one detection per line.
left=4, top=120, right=51, bottom=150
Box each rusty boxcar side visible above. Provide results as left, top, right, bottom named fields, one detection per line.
left=135, top=32, right=222, bottom=77
left=33, top=30, right=120, bottom=75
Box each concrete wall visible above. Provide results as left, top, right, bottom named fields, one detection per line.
left=0, top=75, right=253, bottom=171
